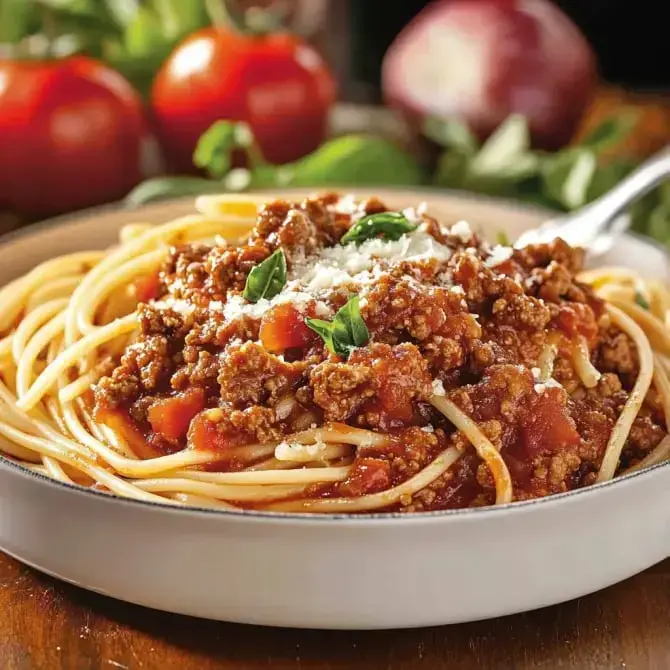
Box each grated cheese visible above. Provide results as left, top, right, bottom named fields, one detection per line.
left=150, top=298, right=197, bottom=315
left=449, top=220, right=473, bottom=242
left=431, top=379, right=446, bottom=396
left=222, top=292, right=331, bottom=322
left=155, top=222, right=468, bottom=325
left=532, top=366, right=563, bottom=391
left=485, top=245, right=513, bottom=268
left=275, top=439, right=328, bottom=461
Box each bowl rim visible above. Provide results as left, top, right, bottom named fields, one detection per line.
left=1, top=186, right=667, bottom=524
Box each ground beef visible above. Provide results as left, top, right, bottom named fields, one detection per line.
left=310, top=360, right=377, bottom=422
left=491, top=294, right=551, bottom=330
left=527, top=261, right=588, bottom=304
left=513, top=238, right=585, bottom=275
left=218, top=342, right=303, bottom=407
left=92, top=193, right=666, bottom=513
left=596, top=327, right=639, bottom=377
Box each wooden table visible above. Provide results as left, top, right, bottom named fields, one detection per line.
left=1, top=551, right=668, bottom=669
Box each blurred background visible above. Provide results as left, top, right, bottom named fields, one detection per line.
left=1, top=0, right=669, bottom=244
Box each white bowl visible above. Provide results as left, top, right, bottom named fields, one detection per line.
left=0, top=188, right=668, bottom=630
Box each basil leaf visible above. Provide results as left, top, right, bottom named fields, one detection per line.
left=303, top=318, right=335, bottom=353
left=469, top=114, right=532, bottom=176
left=423, top=117, right=478, bottom=154
left=496, top=231, right=511, bottom=246
left=306, top=295, right=370, bottom=359
left=194, top=121, right=238, bottom=180
left=585, top=158, right=636, bottom=203
left=635, top=292, right=650, bottom=310
left=123, top=6, right=167, bottom=57
left=334, top=295, right=370, bottom=348
left=151, top=0, right=209, bottom=38
left=288, top=135, right=423, bottom=187
left=433, top=150, right=470, bottom=189
left=243, top=250, right=287, bottom=303
left=341, top=211, right=417, bottom=246
left=541, top=148, right=597, bottom=210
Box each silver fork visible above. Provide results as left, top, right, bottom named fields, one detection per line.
left=515, top=146, right=670, bottom=256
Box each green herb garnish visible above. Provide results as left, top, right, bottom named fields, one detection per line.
left=340, top=211, right=417, bottom=246
left=496, top=231, right=511, bottom=246
left=243, top=249, right=287, bottom=303
left=635, top=292, right=650, bottom=310
left=305, top=295, right=370, bottom=359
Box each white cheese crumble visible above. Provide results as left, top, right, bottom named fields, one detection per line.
left=449, top=220, right=473, bottom=242
left=155, top=217, right=462, bottom=325
left=485, top=245, right=514, bottom=268
left=221, top=292, right=331, bottom=322
left=421, top=425, right=435, bottom=433
left=402, top=201, right=427, bottom=224
left=275, top=439, right=328, bottom=462
left=150, top=298, right=197, bottom=315
left=532, top=366, right=563, bottom=392
left=431, top=379, right=446, bottom=396
left=289, top=228, right=453, bottom=293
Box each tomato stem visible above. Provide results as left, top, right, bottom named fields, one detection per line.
left=204, top=0, right=230, bottom=29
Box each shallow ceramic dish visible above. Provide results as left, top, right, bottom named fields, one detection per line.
left=0, top=188, right=668, bottom=630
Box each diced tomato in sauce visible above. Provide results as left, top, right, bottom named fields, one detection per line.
left=339, top=458, right=391, bottom=496
left=148, top=388, right=205, bottom=442
left=519, top=389, right=580, bottom=456
left=96, top=408, right=162, bottom=459
left=260, top=303, right=317, bottom=353
left=188, top=411, right=248, bottom=452
left=133, top=273, right=161, bottom=303
left=555, top=302, right=598, bottom=341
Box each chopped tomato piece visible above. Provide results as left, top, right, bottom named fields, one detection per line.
left=96, top=408, right=161, bottom=460
left=187, top=410, right=246, bottom=452
left=260, top=303, right=316, bottom=353
left=133, top=273, right=161, bottom=303
left=339, top=458, right=391, bottom=496
left=148, top=388, right=205, bottom=442
left=520, top=389, right=580, bottom=456
left=555, top=302, right=598, bottom=340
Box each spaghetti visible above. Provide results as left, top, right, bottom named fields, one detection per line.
left=0, top=192, right=668, bottom=513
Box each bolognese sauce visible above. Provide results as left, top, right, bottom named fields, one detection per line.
left=88, top=193, right=666, bottom=512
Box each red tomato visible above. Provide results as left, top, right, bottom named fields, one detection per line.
left=520, top=389, right=580, bottom=457
left=259, top=303, right=317, bottom=353
left=151, top=26, right=336, bottom=172
left=133, top=273, right=161, bottom=303
left=148, top=388, right=206, bottom=443
left=0, top=56, right=160, bottom=218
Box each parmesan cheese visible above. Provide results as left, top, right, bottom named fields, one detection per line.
left=485, top=245, right=513, bottom=267
left=431, top=379, right=446, bottom=396
left=450, top=220, right=473, bottom=242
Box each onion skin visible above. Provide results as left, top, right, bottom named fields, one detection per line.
left=382, top=0, right=598, bottom=151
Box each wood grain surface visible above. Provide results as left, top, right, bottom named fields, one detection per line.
left=1, top=553, right=669, bottom=669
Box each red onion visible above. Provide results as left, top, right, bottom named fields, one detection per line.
left=382, top=0, right=598, bottom=150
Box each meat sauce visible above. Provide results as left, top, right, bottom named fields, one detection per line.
left=93, top=193, right=666, bottom=511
